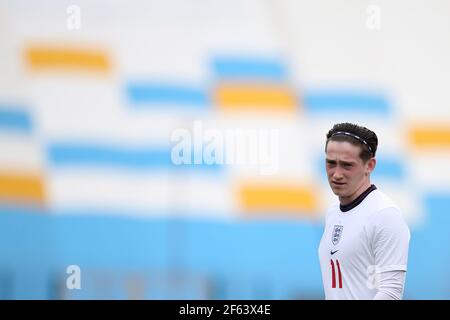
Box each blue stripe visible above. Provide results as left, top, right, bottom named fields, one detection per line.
left=372, top=158, right=405, bottom=180
left=1, top=208, right=450, bottom=299
left=212, top=56, right=287, bottom=82
left=48, top=144, right=172, bottom=168
left=407, top=193, right=450, bottom=299
left=47, top=143, right=222, bottom=172
left=304, top=91, right=390, bottom=115
left=127, top=82, right=209, bottom=107
left=0, top=107, right=32, bottom=133
left=185, top=219, right=323, bottom=278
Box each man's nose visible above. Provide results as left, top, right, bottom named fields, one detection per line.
left=333, top=167, right=344, bottom=180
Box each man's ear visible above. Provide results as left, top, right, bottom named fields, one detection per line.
left=366, top=157, right=376, bottom=175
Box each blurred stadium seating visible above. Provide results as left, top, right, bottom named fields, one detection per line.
left=0, top=0, right=450, bottom=299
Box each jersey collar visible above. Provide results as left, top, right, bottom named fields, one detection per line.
left=339, top=184, right=377, bottom=212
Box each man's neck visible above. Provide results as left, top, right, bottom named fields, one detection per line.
left=339, top=180, right=371, bottom=206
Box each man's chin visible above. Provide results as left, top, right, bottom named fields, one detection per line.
left=330, top=187, right=347, bottom=197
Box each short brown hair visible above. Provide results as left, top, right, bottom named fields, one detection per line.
left=325, top=123, right=378, bottom=162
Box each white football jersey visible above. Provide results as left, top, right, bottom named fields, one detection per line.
left=318, top=186, right=410, bottom=300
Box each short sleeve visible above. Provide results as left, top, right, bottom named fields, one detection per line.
left=372, top=207, right=411, bottom=273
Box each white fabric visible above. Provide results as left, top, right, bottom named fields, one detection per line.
left=373, top=270, right=406, bottom=300
left=318, top=189, right=410, bottom=300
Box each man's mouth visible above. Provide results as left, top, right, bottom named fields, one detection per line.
left=331, top=181, right=346, bottom=186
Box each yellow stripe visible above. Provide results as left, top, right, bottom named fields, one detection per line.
left=215, top=84, right=297, bottom=112
left=239, top=183, right=318, bottom=215
left=0, top=172, right=46, bottom=205
left=26, top=46, right=110, bottom=73
left=409, top=126, right=450, bottom=148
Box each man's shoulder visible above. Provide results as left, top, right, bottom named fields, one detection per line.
left=366, top=189, right=408, bottom=228
left=366, top=189, right=400, bottom=213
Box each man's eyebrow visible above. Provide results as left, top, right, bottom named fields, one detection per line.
left=325, top=158, right=356, bottom=165
left=340, top=160, right=356, bottom=165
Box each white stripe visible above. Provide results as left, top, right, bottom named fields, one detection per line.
left=47, top=169, right=235, bottom=218
left=0, top=136, right=43, bottom=172
left=48, top=170, right=171, bottom=215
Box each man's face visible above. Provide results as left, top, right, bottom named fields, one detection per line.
left=325, top=140, right=375, bottom=203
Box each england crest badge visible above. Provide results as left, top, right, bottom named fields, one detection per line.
left=332, top=225, right=343, bottom=245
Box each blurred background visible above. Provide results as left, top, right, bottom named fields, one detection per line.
left=0, top=0, right=449, bottom=299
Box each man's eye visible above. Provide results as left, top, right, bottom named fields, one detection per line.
left=343, top=164, right=352, bottom=168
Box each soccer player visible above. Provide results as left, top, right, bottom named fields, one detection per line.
left=318, top=123, right=410, bottom=300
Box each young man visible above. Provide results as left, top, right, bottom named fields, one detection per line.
left=318, top=123, right=410, bottom=300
